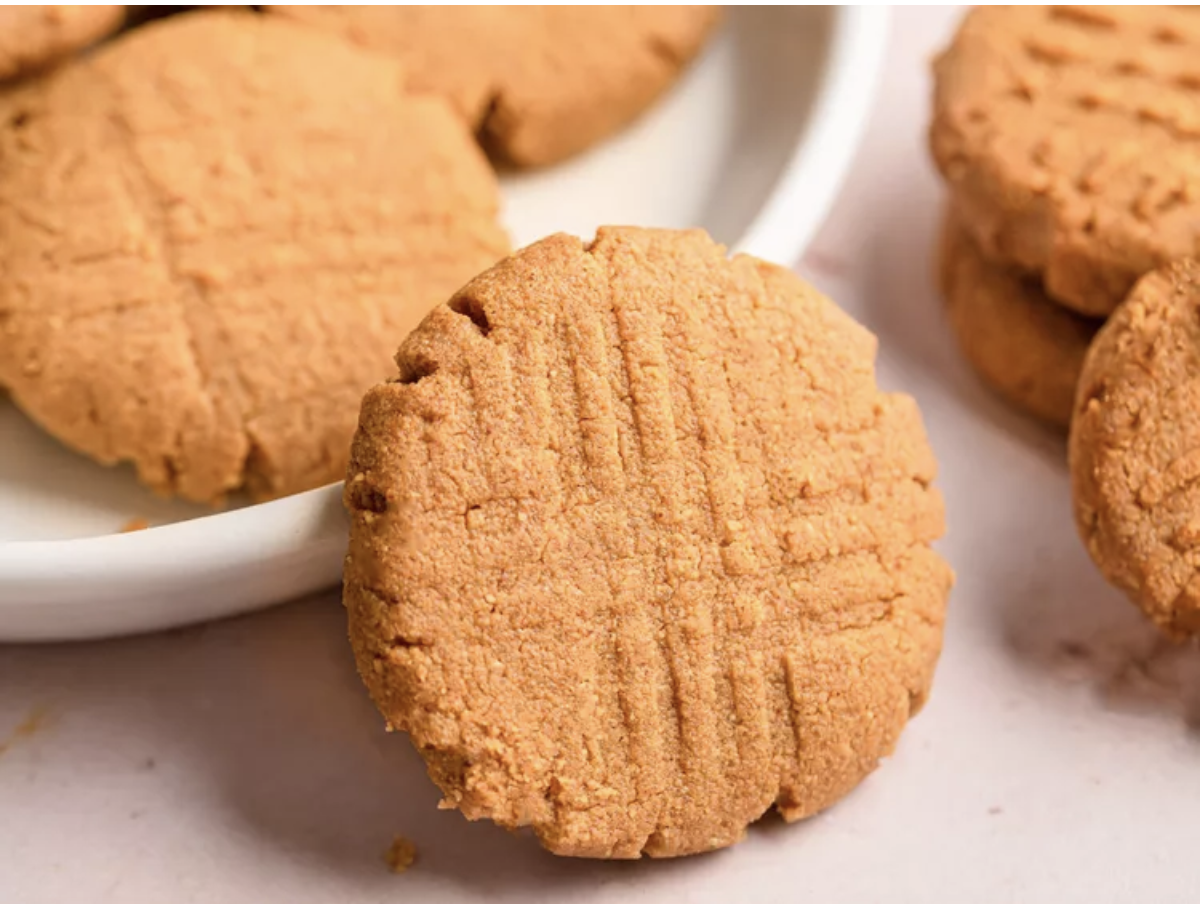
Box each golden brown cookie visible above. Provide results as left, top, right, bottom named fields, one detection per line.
left=0, top=5, right=125, bottom=82
left=1071, top=258, right=1200, bottom=636
left=939, top=209, right=1100, bottom=429
left=266, top=5, right=721, bottom=167
left=344, top=227, right=952, bottom=858
left=931, top=6, right=1200, bottom=317
left=0, top=11, right=508, bottom=503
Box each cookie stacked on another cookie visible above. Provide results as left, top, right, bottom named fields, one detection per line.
left=938, top=211, right=1099, bottom=428
left=934, top=7, right=1200, bottom=635
left=930, top=6, right=1200, bottom=428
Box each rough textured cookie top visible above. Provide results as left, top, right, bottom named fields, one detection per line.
left=0, top=5, right=124, bottom=82
left=344, top=227, right=951, bottom=858
left=932, top=6, right=1200, bottom=316
left=268, top=5, right=721, bottom=167
left=1070, top=259, right=1200, bottom=636
left=0, top=11, right=508, bottom=502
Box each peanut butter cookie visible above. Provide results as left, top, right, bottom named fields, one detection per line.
left=344, top=227, right=952, bottom=858
left=932, top=6, right=1200, bottom=317
left=1071, top=258, right=1200, bottom=636
left=267, top=5, right=721, bottom=167
left=940, top=209, right=1100, bottom=429
left=0, top=11, right=508, bottom=503
left=0, top=5, right=124, bottom=82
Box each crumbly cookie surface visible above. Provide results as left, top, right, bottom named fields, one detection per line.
left=0, top=5, right=124, bottom=82
left=344, top=227, right=951, bottom=858
left=267, top=5, right=721, bottom=167
left=940, top=210, right=1099, bottom=429
left=1071, top=259, right=1200, bottom=636
left=931, top=6, right=1200, bottom=316
left=0, top=11, right=508, bottom=503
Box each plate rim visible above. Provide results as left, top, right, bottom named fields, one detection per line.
left=0, top=5, right=891, bottom=641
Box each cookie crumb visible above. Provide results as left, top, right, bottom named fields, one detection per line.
left=120, top=517, right=150, bottom=533
left=384, top=836, right=416, bottom=874
left=0, top=706, right=50, bottom=757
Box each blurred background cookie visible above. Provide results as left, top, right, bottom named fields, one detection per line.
left=266, top=5, right=721, bottom=167
left=0, top=5, right=125, bottom=81
left=344, top=226, right=951, bottom=858
left=939, top=208, right=1100, bottom=429
left=1070, top=258, right=1200, bottom=637
left=0, top=10, right=508, bottom=503
left=931, top=6, right=1200, bottom=317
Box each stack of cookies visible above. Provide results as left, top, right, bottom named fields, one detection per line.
left=930, top=5, right=1200, bottom=430
left=0, top=6, right=719, bottom=504
left=932, top=7, right=1200, bottom=635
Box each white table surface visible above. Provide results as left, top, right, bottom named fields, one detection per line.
left=5, top=8, right=1200, bottom=902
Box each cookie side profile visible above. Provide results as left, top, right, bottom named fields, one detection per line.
left=0, top=5, right=124, bottom=82
left=931, top=6, right=1200, bottom=317
left=0, top=11, right=508, bottom=503
left=268, top=5, right=721, bottom=167
left=1070, top=259, right=1200, bottom=636
left=940, top=210, right=1100, bottom=429
left=344, top=227, right=952, bottom=858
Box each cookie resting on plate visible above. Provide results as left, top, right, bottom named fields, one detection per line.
left=0, top=10, right=508, bottom=503
left=267, top=5, right=721, bottom=167
left=343, top=226, right=953, bottom=858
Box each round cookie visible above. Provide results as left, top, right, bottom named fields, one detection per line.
left=0, top=11, right=508, bottom=503
left=939, top=210, right=1100, bottom=429
left=344, top=226, right=952, bottom=858
left=931, top=6, right=1200, bottom=317
left=1071, top=258, right=1200, bottom=637
left=266, top=5, right=721, bottom=167
left=0, top=6, right=124, bottom=82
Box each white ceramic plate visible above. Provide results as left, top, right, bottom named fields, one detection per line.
left=0, top=6, right=889, bottom=641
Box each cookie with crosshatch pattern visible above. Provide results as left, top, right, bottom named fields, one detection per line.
left=0, top=10, right=508, bottom=502
left=932, top=5, right=1200, bottom=317
left=343, top=226, right=952, bottom=858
